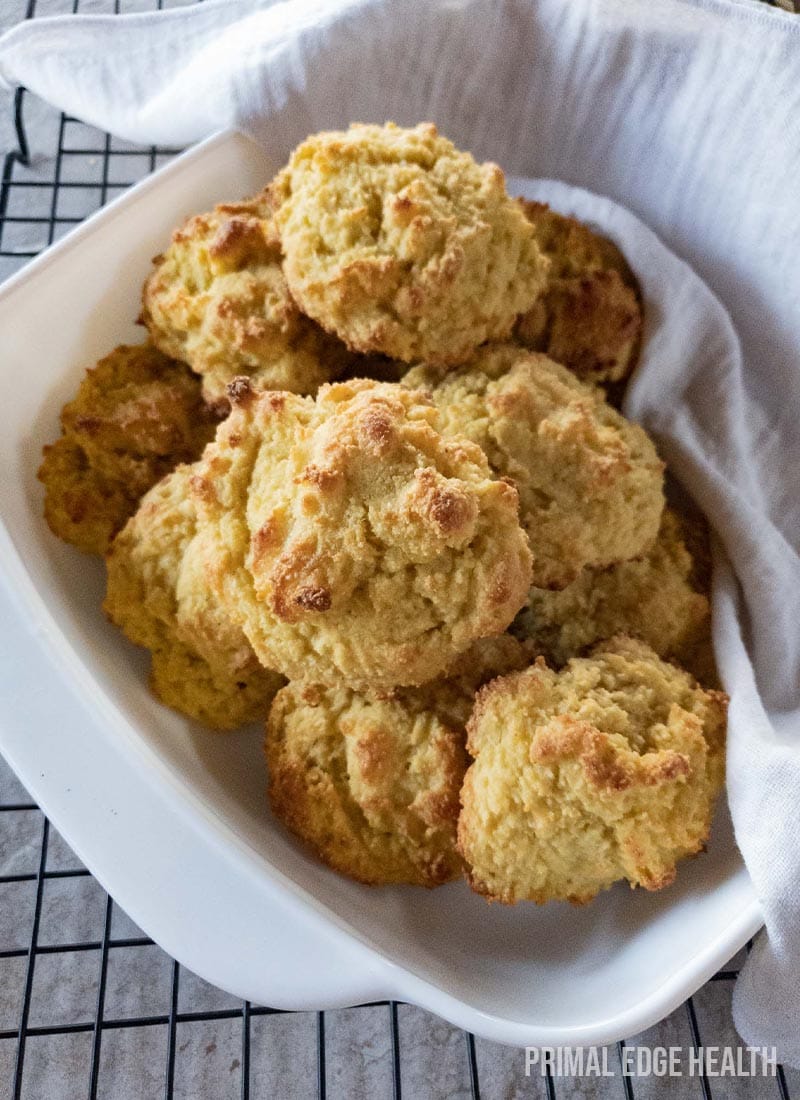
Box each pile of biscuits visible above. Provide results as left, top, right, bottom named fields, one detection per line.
left=39, top=123, right=727, bottom=905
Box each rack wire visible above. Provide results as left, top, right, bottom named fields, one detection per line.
left=0, top=2, right=797, bottom=1097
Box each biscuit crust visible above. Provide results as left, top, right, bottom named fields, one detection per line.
left=39, top=437, right=138, bottom=557
left=271, top=123, right=547, bottom=365
left=104, top=465, right=284, bottom=729
left=38, top=343, right=216, bottom=555
left=516, top=508, right=711, bottom=674
left=458, top=636, right=727, bottom=905
left=265, top=635, right=530, bottom=886
left=191, top=377, right=533, bottom=690
left=267, top=682, right=466, bottom=887
left=515, top=200, right=642, bottom=385
left=405, top=345, right=664, bottom=588
left=142, top=196, right=353, bottom=409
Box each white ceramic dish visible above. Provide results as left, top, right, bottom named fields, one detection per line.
left=0, top=129, right=761, bottom=1048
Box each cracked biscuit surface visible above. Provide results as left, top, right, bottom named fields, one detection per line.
left=142, top=196, right=353, bottom=409
left=38, top=343, right=216, bottom=555
left=405, top=345, right=664, bottom=588
left=458, top=636, right=727, bottom=905
left=191, top=377, right=533, bottom=690
left=266, top=635, right=530, bottom=886
left=104, top=464, right=284, bottom=729
left=515, top=509, right=711, bottom=674
left=515, top=200, right=643, bottom=385
left=270, top=122, right=547, bottom=365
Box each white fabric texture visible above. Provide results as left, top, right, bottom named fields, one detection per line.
left=2, top=0, right=800, bottom=1061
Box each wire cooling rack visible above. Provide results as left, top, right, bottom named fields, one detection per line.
left=1, top=2, right=799, bottom=1098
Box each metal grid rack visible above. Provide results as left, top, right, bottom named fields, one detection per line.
left=0, top=2, right=798, bottom=1098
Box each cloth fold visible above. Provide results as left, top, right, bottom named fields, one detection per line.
left=2, top=0, right=800, bottom=1062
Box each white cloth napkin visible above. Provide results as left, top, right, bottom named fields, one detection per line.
left=2, top=0, right=800, bottom=1062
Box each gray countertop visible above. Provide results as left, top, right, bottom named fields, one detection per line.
left=0, top=2, right=797, bottom=1097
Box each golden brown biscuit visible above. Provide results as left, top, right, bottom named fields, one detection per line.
left=39, top=437, right=135, bottom=556
left=404, top=345, right=664, bottom=588
left=515, top=509, right=711, bottom=674
left=142, top=196, right=354, bottom=410
left=148, top=639, right=279, bottom=732
left=191, top=377, right=533, bottom=690
left=59, top=342, right=217, bottom=487
left=104, top=465, right=283, bottom=729
left=458, top=636, right=727, bottom=905
left=430, top=633, right=536, bottom=728
left=515, top=200, right=642, bottom=385
left=271, top=123, right=547, bottom=365
left=39, top=343, right=216, bottom=555
left=265, top=635, right=530, bottom=886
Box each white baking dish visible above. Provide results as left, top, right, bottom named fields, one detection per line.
left=0, top=129, right=761, bottom=1047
